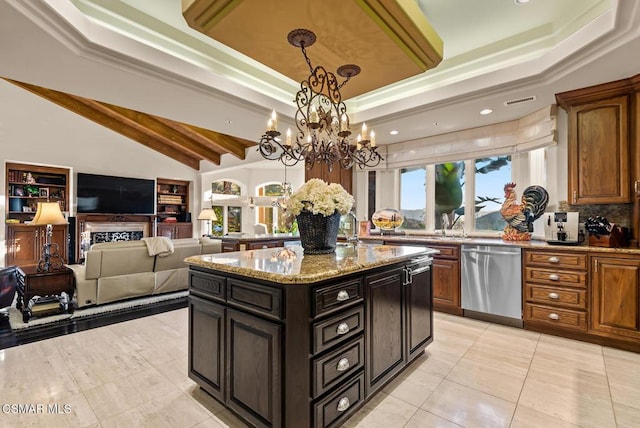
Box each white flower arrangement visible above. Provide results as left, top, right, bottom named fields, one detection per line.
left=287, top=179, right=354, bottom=217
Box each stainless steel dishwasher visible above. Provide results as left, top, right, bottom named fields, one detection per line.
left=461, top=244, right=523, bottom=327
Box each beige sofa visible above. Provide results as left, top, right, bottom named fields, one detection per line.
left=68, top=237, right=221, bottom=308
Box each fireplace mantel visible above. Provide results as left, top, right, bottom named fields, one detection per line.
left=75, top=214, right=157, bottom=262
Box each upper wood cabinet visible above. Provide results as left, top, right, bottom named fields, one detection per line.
left=305, top=164, right=353, bottom=195
left=567, top=95, right=630, bottom=204
left=556, top=80, right=635, bottom=205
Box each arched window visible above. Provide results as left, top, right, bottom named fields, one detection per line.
left=210, top=179, right=244, bottom=235
left=256, top=182, right=291, bottom=233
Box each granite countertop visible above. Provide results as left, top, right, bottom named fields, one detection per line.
left=185, top=244, right=438, bottom=284
left=358, top=235, right=640, bottom=255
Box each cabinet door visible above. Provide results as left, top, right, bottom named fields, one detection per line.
left=591, top=257, right=640, bottom=340
left=174, top=223, right=193, bottom=239
left=157, top=223, right=174, bottom=239
left=406, top=266, right=433, bottom=362
left=568, top=96, right=630, bottom=204
left=188, top=295, right=225, bottom=402
left=50, top=225, right=68, bottom=263
left=6, top=225, right=40, bottom=266
left=432, top=258, right=461, bottom=315
left=226, top=308, right=281, bottom=428
left=365, top=267, right=405, bottom=395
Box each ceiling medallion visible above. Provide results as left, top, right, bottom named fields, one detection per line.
left=258, top=29, right=383, bottom=171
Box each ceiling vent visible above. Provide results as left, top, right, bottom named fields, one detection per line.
left=504, top=95, right=536, bottom=106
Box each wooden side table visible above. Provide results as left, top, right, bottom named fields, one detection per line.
left=16, top=266, right=75, bottom=322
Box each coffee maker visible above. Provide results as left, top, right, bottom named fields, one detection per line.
left=543, top=212, right=580, bottom=243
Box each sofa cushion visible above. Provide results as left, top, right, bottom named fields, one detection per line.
left=154, top=243, right=201, bottom=272
left=154, top=268, right=189, bottom=294
left=97, top=272, right=155, bottom=305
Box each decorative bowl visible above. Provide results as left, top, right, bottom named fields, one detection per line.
left=371, top=208, right=404, bottom=230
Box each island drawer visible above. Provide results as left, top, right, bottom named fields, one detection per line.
left=313, top=306, right=364, bottom=355
left=524, top=251, right=587, bottom=270
left=313, top=372, right=364, bottom=428
left=313, top=280, right=363, bottom=318
left=227, top=279, right=282, bottom=320
left=312, top=335, right=364, bottom=398
left=524, top=284, right=587, bottom=309
left=524, top=267, right=587, bottom=288
left=189, top=271, right=225, bottom=301
left=524, top=303, right=587, bottom=331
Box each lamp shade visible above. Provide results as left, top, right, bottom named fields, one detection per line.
left=197, top=208, right=217, bottom=221
left=31, top=202, right=67, bottom=225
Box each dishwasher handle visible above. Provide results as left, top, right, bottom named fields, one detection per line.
left=462, top=249, right=521, bottom=256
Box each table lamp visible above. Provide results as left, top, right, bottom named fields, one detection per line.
left=31, top=202, right=68, bottom=272
left=197, top=208, right=217, bottom=236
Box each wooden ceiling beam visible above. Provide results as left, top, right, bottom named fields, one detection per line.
left=152, top=116, right=247, bottom=161
left=102, top=104, right=222, bottom=165
left=3, top=78, right=255, bottom=169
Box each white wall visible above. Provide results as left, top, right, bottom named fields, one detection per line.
left=1, top=79, right=199, bottom=266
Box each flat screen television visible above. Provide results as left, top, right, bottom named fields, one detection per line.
left=76, top=173, right=155, bottom=214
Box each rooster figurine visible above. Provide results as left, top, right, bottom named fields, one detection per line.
left=500, top=183, right=549, bottom=241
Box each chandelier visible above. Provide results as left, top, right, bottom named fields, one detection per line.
left=258, top=29, right=383, bottom=171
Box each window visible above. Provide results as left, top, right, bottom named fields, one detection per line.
left=474, top=156, right=511, bottom=231
left=400, top=167, right=426, bottom=230
left=435, top=162, right=465, bottom=230
left=228, top=206, right=242, bottom=232
left=211, top=206, right=224, bottom=236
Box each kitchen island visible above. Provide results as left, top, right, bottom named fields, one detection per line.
left=185, top=243, right=437, bottom=428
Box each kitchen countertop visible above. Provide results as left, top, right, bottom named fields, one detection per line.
left=185, top=243, right=438, bottom=284
left=358, top=234, right=640, bottom=255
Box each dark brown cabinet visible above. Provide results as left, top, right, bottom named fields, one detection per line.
left=591, top=255, right=640, bottom=341
left=226, top=308, right=282, bottom=428
left=157, top=222, right=192, bottom=239
left=364, top=261, right=433, bottom=395
left=365, top=267, right=405, bottom=395
left=6, top=224, right=68, bottom=267
left=188, top=253, right=433, bottom=428
left=406, top=261, right=433, bottom=362
left=188, top=295, right=224, bottom=402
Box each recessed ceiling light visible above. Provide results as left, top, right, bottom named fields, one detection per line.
left=480, top=109, right=493, bottom=115
left=434, top=122, right=440, bottom=126
left=389, top=130, right=399, bottom=135
left=514, top=0, right=531, bottom=4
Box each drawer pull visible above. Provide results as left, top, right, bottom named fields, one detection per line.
left=336, top=358, right=350, bottom=371
left=548, top=292, right=560, bottom=299
left=336, top=322, right=350, bottom=335
left=548, top=257, right=560, bottom=263
left=548, top=313, right=560, bottom=320
left=337, top=397, right=350, bottom=412
left=336, top=290, right=350, bottom=301
left=549, top=274, right=560, bottom=281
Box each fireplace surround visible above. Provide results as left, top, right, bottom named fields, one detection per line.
left=75, top=214, right=155, bottom=262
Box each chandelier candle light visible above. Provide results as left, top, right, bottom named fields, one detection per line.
left=258, top=29, right=383, bottom=171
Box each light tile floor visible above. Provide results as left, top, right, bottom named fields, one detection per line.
left=1, top=310, right=639, bottom=427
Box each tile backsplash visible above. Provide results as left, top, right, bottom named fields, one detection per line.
left=569, top=203, right=633, bottom=229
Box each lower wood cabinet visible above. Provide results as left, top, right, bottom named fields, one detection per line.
left=157, top=222, right=192, bottom=239
left=6, top=224, right=68, bottom=267
left=431, top=246, right=461, bottom=315
left=591, top=255, right=640, bottom=341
